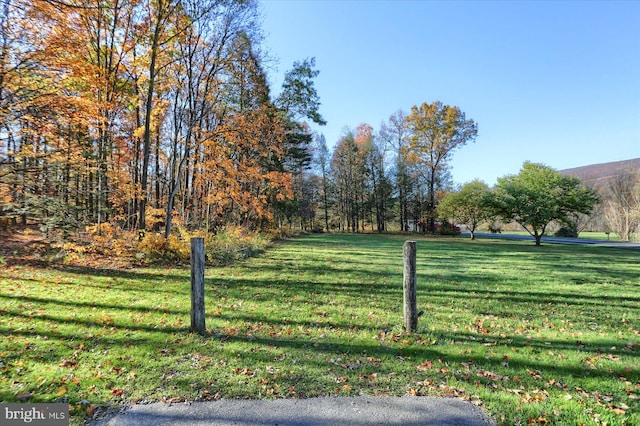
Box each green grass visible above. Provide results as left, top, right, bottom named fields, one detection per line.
left=577, top=231, right=622, bottom=241
left=1, top=234, right=638, bottom=425
left=497, top=230, right=625, bottom=242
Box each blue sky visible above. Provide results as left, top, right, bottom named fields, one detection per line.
left=260, top=0, right=640, bottom=185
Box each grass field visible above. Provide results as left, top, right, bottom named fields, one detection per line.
left=1, top=233, right=638, bottom=425
left=492, top=230, right=626, bottom=242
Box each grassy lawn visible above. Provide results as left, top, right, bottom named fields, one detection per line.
left=493, top=230, right=625, bottom=242
left=1, top=234, right=638, bottom=425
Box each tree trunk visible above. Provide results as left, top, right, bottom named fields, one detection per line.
left=139, top=2, right=164, bottom=231
left=535, top=234, right=542, bottom=246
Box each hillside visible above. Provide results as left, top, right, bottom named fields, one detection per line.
left=559, top=158, right=640, bottom=188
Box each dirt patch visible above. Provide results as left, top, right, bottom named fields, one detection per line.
left=0, top=227, right=50, bottom=266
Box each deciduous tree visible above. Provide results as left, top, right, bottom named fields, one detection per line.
left=603, top=168, right=640, bottom=241
left=380, top=110, right=410, bottom=231
left=312, top=133, right=332, bottom=232
left=488, top=162, right=599, bottom=246
left=405, top=101, right=477, bottom=232
left=438, top=179, right=491, bottom=240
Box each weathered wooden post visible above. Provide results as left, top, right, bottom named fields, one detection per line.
left=403, top=240, right=418, bottom=333
left=190, top=237, right=206, bottom=335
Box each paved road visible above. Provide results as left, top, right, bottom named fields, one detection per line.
left=93, top=396, right=496, bottom=426
left=465, top=232, right=640, bottom=249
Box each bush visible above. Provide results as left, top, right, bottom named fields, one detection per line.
left=83, top=223, right=135, bottom=258
left=554, top=227, right=577, bottom=238
left=205, top=225, right=270, bottom=265
left=488, top=224, right=502, bottom=233
left=136, top=225, right=274, bottom=265
left=137, top=233, right=190, bottom=263
left=435, top=222, right=461, bottom=236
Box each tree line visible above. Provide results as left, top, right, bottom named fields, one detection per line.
left=307, top=103, right=478, bottom=234
left=304, top=114, right=636, bottom=243
left=1, top=0, right=480, bottom=243
left=0, top=0, right=324, bottom=236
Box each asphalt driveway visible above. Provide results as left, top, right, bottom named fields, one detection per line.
left=92, top=396, right=496, bottom=426
left=466, top=232, right=640, bottom=248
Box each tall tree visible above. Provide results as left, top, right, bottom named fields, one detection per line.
left=276, top=57, right=326, bottom=127
left=357, top=123, right=392, bottom=232
left=312, top=133, right=331, bottom=232
left=163, top=1, right=260, bottom=237
left=331, top=131, right=365, bottom=232
left=405, top=101, right=477, bottom=232
left=138, top=0, right=183, bottom=231
left=275, top=57, right=326, bottom=173
left=380, top=110, right=410, bottom=231
left=272, top=57, right=325, bottom=226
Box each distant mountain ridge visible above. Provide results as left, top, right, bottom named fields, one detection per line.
left=559, top=158, right=640, bottom=188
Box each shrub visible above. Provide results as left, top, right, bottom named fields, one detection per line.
left=137, top=233, right=190, bottom=263
left=488, top=224, right=502, bottom=233
left=136, top=225, right=271, bottom=265
left=205, top=225, right=270, bottom=265
left=83, top=223, right=135, bottom=258
left=435, top=222, right=461, bottom=236
left=554, top=226, right=577, bottom=238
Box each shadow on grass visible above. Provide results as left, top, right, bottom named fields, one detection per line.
left=0, top=293, right=189, bottom=316
left=207, top=328, right=638, bottom=391
left=2, top=233, right=638, bottom=423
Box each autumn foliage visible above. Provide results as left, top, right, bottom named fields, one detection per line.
left=0, top=0, right=314, bottom=239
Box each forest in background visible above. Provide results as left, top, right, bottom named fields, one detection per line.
left=0, top=0, right=480, bottom=242
left=0, top=0, right=328, bottom=239
left=1, top=0, right=638, bottom=259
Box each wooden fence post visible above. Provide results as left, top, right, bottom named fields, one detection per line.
left=403, top=240, right=418, bottom=333
left=190, top=237, right=206, bottom=335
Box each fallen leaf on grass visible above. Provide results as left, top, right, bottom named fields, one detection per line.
left=477, top=370, right=509, bottom=381
left=416, top=360, right=433, bottom=371
left=520, top=391, right=548, bottom=403
left=59, top=359, right=77, bottom=369
left=528, top=369, right=543, bottom=379
left=359, top=373, right=377, bottom=382
left=232, top=367, right=255, bottom=377
left=366, top=357, right=381, bottom=366
left=527, top=416, right=549, bottom=424
left=337, top=384, right=351, bottom=392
